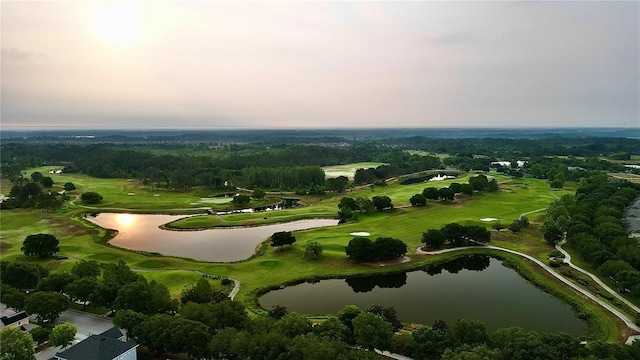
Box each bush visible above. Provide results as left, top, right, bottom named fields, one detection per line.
left=29, top=327, right=51, bottom=344
left=221, top=278, right=233, bottom=286
left=81, top=192, right=103, bottom=204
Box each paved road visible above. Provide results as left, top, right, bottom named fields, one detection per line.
left=34, top=308, right=114, bottom=360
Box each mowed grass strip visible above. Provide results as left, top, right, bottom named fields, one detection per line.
left=322, top=162, right=388, bottom=179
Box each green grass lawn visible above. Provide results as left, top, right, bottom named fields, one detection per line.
left=0, top=170, right=629, bottom=342
left=322, top=162, right=388, bottom=179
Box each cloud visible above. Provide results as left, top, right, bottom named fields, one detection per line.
left=1, top=48, right=32, bottom=62
left=431, top=32, right=477, bottom=45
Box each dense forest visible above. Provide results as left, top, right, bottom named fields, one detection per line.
left=1, top=133, right=636, bottom=194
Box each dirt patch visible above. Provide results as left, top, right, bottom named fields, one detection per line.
left=48, top=216, right=98, bottom=237
left=0, top=242, right=12, bottom=251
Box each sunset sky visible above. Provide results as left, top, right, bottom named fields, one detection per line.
left=1, top=1, right=638, bottom=129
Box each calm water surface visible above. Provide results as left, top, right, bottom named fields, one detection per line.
left=259, top=255, right=587, bottom=334
left=86, top=213, right=338, bottom=262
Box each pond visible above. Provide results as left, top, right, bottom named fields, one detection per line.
left=86, top=213, right=339, bottom=262
left=259, top=255, right=588, bottom=334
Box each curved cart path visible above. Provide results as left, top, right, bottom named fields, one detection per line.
left=417, top=244, right=640, bottom=344
left=555, top=239, right=640, bottom=315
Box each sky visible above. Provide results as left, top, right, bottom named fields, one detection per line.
left=1, top=1, right=638, bottom=129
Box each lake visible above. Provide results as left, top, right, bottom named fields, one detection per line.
left=86, top=213, right=339, bottom=262
left=259, top=255, right=588, bottom=334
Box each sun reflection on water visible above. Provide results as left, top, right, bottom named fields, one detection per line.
left=116, top=213, right=135, bottom=227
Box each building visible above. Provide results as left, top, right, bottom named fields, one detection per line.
left=0, top=311, right=30, bottom=330
left=54, top=327, right=137, bottom=360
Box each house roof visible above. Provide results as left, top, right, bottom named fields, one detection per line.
left=0, top=311, right=29, bottom=326
left=98, top=326, right=124, bottom=340
left=55, top=335, right=137, bottom=360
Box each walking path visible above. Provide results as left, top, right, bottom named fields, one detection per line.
left=417, top=243, right=640, bottom=344
left=555, top=240, right=640, bottom=315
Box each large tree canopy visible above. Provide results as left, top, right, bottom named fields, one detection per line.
left=21, top=233, right=59, bottom=258
left=270, top=231, right=296, bottom=248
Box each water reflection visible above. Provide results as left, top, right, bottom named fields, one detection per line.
left=345, top=272, right=407, bottom=293
left=424, top=255, right=491, bottom=275
left=86, top=213, right=339, bottom=262
left=115, top=213, right=135, bottom=227
left=258, top=256, right=588, bottom=334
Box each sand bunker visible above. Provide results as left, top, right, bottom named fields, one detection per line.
left=350, top=232, right=371, bottom=236
left=480, top=218, right=498, bottom=222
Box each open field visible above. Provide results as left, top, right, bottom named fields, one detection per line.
left=0, top=168, right=632, bottom=342
left=322, top=162, right=388, bottom=179
left=19, top=166, right=275, bottom=211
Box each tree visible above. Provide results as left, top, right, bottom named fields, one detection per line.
left=314, top=316, right=351, bottom=342
left=441, top=223, right=467, bottom=246
left=21, top=233, right=59, bottom=258
left=252, top=189, right=266, bottom=199
left=80, top=191, right=103, bottom=204
left=338, top=206, right=354, bottom=221
left=275, top=312, right=313, bottom=338
left=345, top=237, right=376, bottom=262
left=326, top=176, right=349, bottom=193
left=339, top=197, right=358, bottom=211
left=50, top=322, right=77, bottom=349
left=0, top=327, right=36, bottom=360
left=30, top=171, right=44, bottom=183
left=29, top=326, right=51, bottom=345
left=371, top=195, right=393, bottom=211
left=63, top=182, right=76, bottom=191
left=374, top=237, right=407, bottom=261
left=409, top=193, right=427, bottom=206
left=422, top=187, right=439, bottom=200
left=65, top=277, right=97, bottom=310
left=232, top=194, right=251, bottom=206
left=469, top=174, right=489, bottom=191
left=366, top=304, right=402, bottom=332
left=24, top=291, right=69, bottom=323
left=304, top=242, right=323, bottom=259
left=438, top=187, right=455, bottom=201
left=1, top=261, right=49, bottom=290
left=464, top=225, right=491, bottom=244
left=41, top=176, right=54, bottom=188
left=450, top=182, right=462, bottom=194
left=550, top=179, right=564, bottom=189
left=181, top=278, right=213, bottom=305
left=115, top=279, right=177, bottom=315
left=1, top=286, right=27, bottom=311
left=422, top=229, right=446, bottom=249
left=338, top=304, right=363, bottom=333
left=352, top=312, right=393, bottom=351
left=113, top=310, right=148, bottom=342
left=355, top=197, right=375, bottom=213
left=509, top=219, right=523, bottom=233
left=460, top=183, right=474, bottom=196
left=487, top=179, right=499, bottom=192
left=91, top=260, right=142, bottom=311
left=37, top=272, right=77, bottom=293
left=270, top=231, right=296, bottom=248
left=71, top=259, right=101, bottom=278
left=268, top=305, right=289, bottom=320
left=448, top=319, right=490, bottom=347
